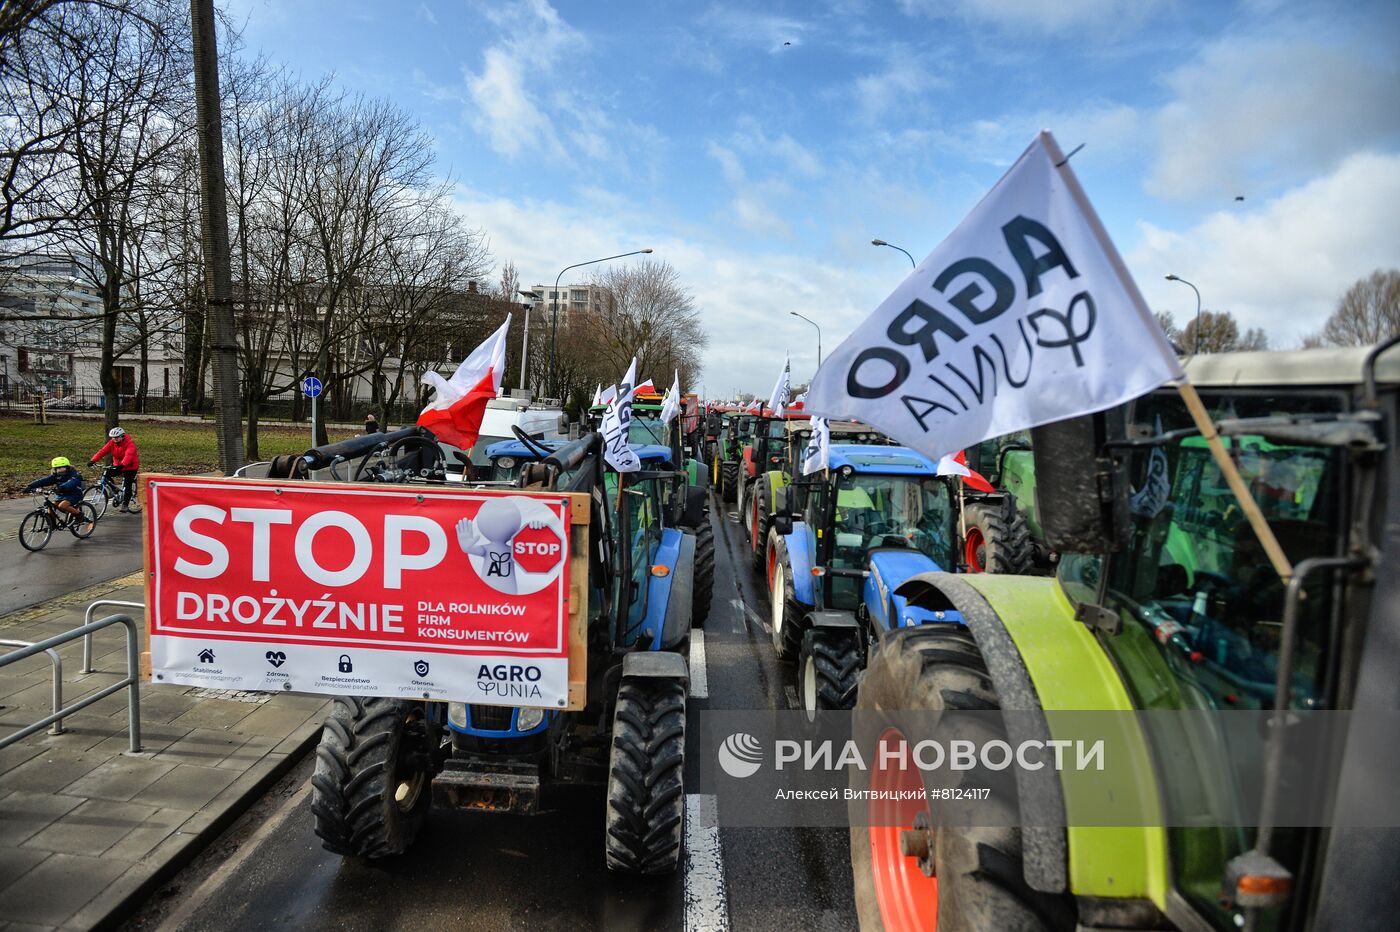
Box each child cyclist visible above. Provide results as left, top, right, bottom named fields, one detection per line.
left=26, top=457, right=87, bottom=521
left=91, top=426, right=140, bottom=511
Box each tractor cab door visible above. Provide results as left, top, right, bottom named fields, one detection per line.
left=1065, top=388, right=1354, bottom=931
left=609, top=473, right=665, bottom=648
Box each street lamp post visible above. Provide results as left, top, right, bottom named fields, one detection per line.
left=1165, top=274, right=1203, bottom=354
left=517, top=289, right=539, bottom=392
left=550, top=249, right=653, bottom=399
left=872, top=238, right=916, bottom=269
left=789, top=311, right=823, bottom=368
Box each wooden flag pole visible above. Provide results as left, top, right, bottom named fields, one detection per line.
left=1176, top=380, right=1293, bottom=582
left=1044, top=129, right=1293, bottom=585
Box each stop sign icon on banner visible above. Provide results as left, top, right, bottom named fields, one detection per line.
left=513, top=524, right=564, bottom=574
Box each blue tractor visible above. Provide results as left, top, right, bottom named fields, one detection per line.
left=277, top=428, right=695, bottom=874
left=501, top=417, right=715, bottom=628
left=767, top=445, right=967, bottom=714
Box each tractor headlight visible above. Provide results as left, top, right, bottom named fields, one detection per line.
left=496, top=456, right=516, bottom=470
left=448, top=701, right=467, bottom=728
left=841, top=465, right=855, bottom=478
left=516, top=706, right=545, bottom=731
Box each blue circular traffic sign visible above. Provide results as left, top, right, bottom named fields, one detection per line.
left=301, top=376, right=323, bottom=398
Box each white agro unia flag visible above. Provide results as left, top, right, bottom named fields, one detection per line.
left=805, top=131, right=1182, bottom=462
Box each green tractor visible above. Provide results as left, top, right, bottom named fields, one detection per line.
left=710, top=408, right=758, bottom=504
left=849, top=344, right=1400, bottom=931
left=964, top=431, right=1047, bottom=573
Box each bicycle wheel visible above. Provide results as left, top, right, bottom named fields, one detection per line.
left=84, top=483, right=109, bottom=520
left=70, top=502, right=98, bottom=539
left=124, top=487, right=141, bottom=514
left=19, top=512, right=52, bottom=551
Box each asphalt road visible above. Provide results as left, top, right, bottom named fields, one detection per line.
left=0, top=500, right=145, bottom=615
left=124, top=495, right=858, bottom=932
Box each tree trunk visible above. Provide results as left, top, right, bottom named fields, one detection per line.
left=100, top=281, right=119, bottom=432
left=245, top=393, right=260, bottom=460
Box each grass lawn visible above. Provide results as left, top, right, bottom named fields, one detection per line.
left=0, top=414, right=358, bottom=497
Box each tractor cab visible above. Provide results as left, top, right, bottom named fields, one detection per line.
left=853, top=343, right=1400, bottom=932
left=767, top=445, right=966, bottom=713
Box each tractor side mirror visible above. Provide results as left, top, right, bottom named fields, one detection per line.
left=1029, top=407, right=1129, bottom=553
left=771, top=514, right=794, bottom=536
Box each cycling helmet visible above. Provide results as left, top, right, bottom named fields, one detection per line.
left=51, top=456, right=71, bottom=468
left=108, top=427, right=125, bottom=439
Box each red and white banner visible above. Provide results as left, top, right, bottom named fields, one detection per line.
left=144, top=475, right=573, bottom=708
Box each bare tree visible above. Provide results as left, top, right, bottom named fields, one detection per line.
left=1181, top=309, right=1266, bottom=354
left=1317, top=269, right=1400, bottom=347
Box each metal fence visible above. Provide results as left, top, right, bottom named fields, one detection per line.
left=0, top=613, right=142, bottom=753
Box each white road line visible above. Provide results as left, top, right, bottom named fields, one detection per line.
left=689, top=630, right=709, bottom=698
left=684, top=793, right=730, bottom=932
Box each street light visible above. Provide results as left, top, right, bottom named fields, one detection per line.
left=550, top=249, right=653, bottom=398
left=1165, top=274, right=1202, bottom=355
left=789, top=311, right=823, bottom=368
left=517, top=289, right=540, bottom=392
left=872, top=238, right=916, bottom=269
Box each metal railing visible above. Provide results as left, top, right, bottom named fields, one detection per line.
left=83, top=599, right=145, bottom=673
left=0, top=614, right=142, bottom=753
left=0, top=638, right=64, bottom=736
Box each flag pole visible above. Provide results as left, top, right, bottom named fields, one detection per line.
left=1042, top=130, right=1293, bottom=583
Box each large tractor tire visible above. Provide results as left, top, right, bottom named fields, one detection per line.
left=962, top=496, right=1034, bottom=574
left=750, top=478, right=770, bottom=574
left=691, top=519, right=716, bottom=628
left=720, top=461, right=739, bottom=504
left=769, top=544, right=805, bottom=661
left=605, top=677, right=687, bottom=874
left=850, top=626, right=1075, bottom=931
left=311, top=697, right=434, bottom=859
left=799, top=627, right=861, bottom=714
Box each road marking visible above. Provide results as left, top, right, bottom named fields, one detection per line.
left=729, top=598, right=770, bottom=636
left=689, top=630, right=708, bottom=698
left=785, top=685, right=799, bottom=710
left=684, top=793, right=730, bottom=932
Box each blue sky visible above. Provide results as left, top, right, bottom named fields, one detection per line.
left=226, top=0, right=1400, bottom=394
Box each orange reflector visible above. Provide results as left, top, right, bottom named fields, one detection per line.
left=1238, top=875, right=1291, bottom=897
left=650, top=565, right=670, bottom=577
left=811, top=567, right=825, bottom=577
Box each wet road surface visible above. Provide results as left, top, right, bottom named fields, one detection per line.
left=0, top=505, right=144, bottom=615
left=124, top=495, right=857, bottom=931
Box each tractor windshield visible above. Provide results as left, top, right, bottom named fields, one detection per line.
left=1058, top=388, right=1349, bottom=931
left=830, top=474, right=956, bottom=570
left=629, top=414, right=668, bottom=446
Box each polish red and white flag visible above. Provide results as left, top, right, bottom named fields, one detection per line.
left=417, top=315, right=511, bottom=450
left=936, top=450, right=995, bottom=492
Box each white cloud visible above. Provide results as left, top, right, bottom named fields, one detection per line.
left=462, top=0, right=584, bottom=160
left=1147, top=36, right=1400, bottom=200
left=707, top=142, right=745, bottom=184
left=899, top=0, right=1166, bottom=34
left=467, top=49, right=566, bottom=159
left=853, top=55, right=946, bottom=123
left=938, top=103, right=1143, bottom=166
left=703, top=6, right=807, bottom=53
left=451, top=186, right=901, bottom=393
left=1129, top=151, right=1400, bottom=345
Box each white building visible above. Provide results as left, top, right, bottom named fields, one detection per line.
left=0, top=255, right=183, bottom=404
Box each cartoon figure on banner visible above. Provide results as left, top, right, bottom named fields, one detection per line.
left=455, top=496, right=565, bottom=595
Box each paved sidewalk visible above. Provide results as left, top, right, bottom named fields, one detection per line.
left=0, top=582, right=328, bottom=930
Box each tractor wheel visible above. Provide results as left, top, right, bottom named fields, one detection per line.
left=799, top=627, right=861, bottom=714
left=750, top=479, right=770, bottom=574
left=720, top=462, right=739, bottom=504
left=963, top=496, right=1034, bottom=574
left=605, top=677, right=686, bottom=874
left=769, top=546, right=805, bottom=661
left=691, top=519, right=716, bottom=628
left=850, top=626, right=1075, bottom=931
left=311, top=697, right=434, bottom=859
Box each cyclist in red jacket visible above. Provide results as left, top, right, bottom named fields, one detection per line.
left=91, top=426, right=141, bottom=512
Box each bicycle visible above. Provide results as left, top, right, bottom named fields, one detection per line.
left=85, top=464, right=141, bottom=519
left=19, top=492, right=99, bottom=552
